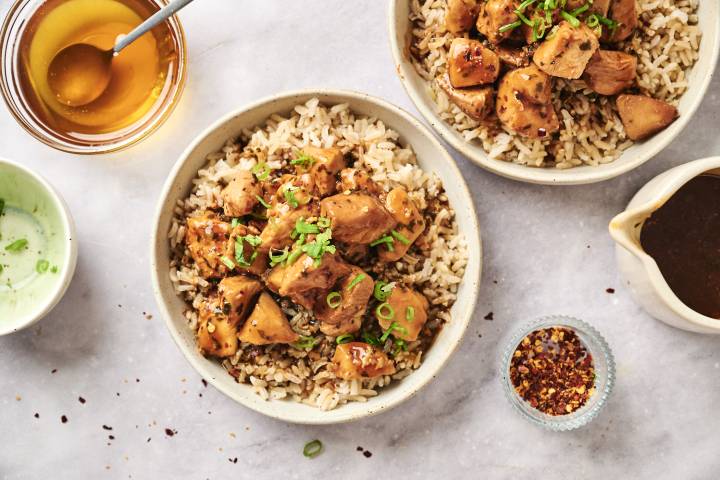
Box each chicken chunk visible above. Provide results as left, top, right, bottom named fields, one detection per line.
left=496, top=64, right=560, bottom=139
left=376, top=286, right=429, bottom=342
left=605, top=0, right=638, bottom=42
left=533, top=22, right=599, bottom=79
left=273, top=174, right=316, bottom=206
left=315, top=267, right=374, bottom=336
left=218, top=276, right=263, bottom=327
left=338, top=168, right=381, bottom=195
left=221, top=170, right=260, bottom=218
left=378, top=188, right=426, bottom=262
left=476, top=0, right=518, bottom=44
left=493, top=43, right=534, bottom=68
left=583, top=50, right=637, bottom=95
left=259, top=203, right=319, bottom=252
left=237, top=292, right=299, bottom=345
left=300, top=146, right=346, bottom=197
left=271, top=252, right=350, bottom=310
left=332, top=342, right=396, bottom=380
left=320, top=193, right=397, bottom=244
left=567, top=0, right=610, bottom=16
left=197, top=297, right=238, bottom=358
left=185, top=213, right=235, bottom=279
left=445, top=0, right=480, bottom=34
left=617, top=94, right=678, bottom=141
left=448, top=38, right=500, bottom=88
left=438, top=74, right=495, bottom=121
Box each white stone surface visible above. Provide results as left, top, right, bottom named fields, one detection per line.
left=1, top=1, right=719, bottom=478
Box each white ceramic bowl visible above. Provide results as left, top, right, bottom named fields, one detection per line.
left=0, top=158, right=78, bottom=335
left=388, top=0, right=720, bottom=185
left=610, top=156, right=720, bottom=334
left=150, top=90, right=482, bottom=424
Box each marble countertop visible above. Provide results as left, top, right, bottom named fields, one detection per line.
left=1, top=1, right=719, bottom=478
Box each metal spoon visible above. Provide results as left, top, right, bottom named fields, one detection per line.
left=47, top=0, right=195, bottom=107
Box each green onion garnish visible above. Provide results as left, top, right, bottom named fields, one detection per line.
left=516, top=0, right=536, bottom=11
left=406, top=306, right=415, bottom=322
left=251, top=162, right=271, bottom=181
left=5, top=239, right=28, bottom=252
left=231, top=218, right=240, bottom=228
left=379, top=320, right=407, bottom=342
left=0, top=198, right=4, bottom=216
left=514, top=10, right=534, bottom=27
left=571, top=3, right=590, bottom=16
left=256, top=195, right=271, bottom=209
left=347, top=273, right=366, bottom=290
left=0, top=265, right=3, bottom=274
left=290, top=151, right=317, bottom=169
left=50, top=265, right=58, bottom=274
left=234, top=236, right=260, bottom=268
left=336, top=333, right=354, bottom=344
left=299, top=229, right=336, bottom=266
left=376, top=302, right=395, bottom=321
left=303, top=439, right=323, bottom=458
left=561, top=10, right=581, bottom=27
left=532, top=17, right=547, bottom=41
left=36, top=259, right=49, bottom=273
left=293, top=336, right=318, bottom=350
left=286, top=247, right=304, bottom=265
left=597, top=15, right=618, bottom=29
left=394, top=338, right=408, bottom=353
left=370, top=235, right=394, bottom=251
left=326, top=291, right=342, bottom=308
left=391, top=230, right=410, bottom=246
left=220, top=255, right=236, bottom=270
left=293, top=217, right=320, bottom=237
left=284, top=186, right=300, bottom=208
left=585, top=13, right=599, bottom=27
left=499, top=20, right=522, bottom=33
left=269, top=248, right=289, bottom=267
left=373, top=281, right=393, bottom=301
left=362, top=331, right=382, bottom=346
left=316, top=216, right=331, bottom=229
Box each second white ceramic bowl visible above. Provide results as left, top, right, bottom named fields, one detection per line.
left=151, top=90, right=482, bottom=424
left=388, top=0, right=720, bottom=185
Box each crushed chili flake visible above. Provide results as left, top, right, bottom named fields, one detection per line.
left=509, top=327, right=595, bottom=416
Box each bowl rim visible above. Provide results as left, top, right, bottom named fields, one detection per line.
left=387, top=0, right=720, bottom=186
left=0, top=157, right=78, bottom=336
left=149, top=88, right=482, bottom=424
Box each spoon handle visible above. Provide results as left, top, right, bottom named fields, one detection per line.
left=114, top=0, right=195, bottom=53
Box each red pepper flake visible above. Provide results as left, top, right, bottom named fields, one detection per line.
left=61, top=415, right=68, bottom=424
left=78, top=396, right=86, bottom=404
left=606, top=288, right=615, bottom=294
left=509, top=327, right=595, bottom=416
left=165, top=428, right=175, bottom=437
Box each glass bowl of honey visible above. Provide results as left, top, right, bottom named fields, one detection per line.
left=0, top=0, right=187, bottom=154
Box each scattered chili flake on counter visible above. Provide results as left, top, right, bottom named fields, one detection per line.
left=509, top=327, right=595, bottom=416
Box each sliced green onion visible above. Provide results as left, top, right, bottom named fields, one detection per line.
left=0, top=265, right=3, bottom=274
left=336, top=334, right=354, bottom=344
left=230, top=218, right=240, bottom=228
left=326, top=291, right=342, bottom=308
left=36, top=259, right=49, bottom=273
left=597, top=15, right=618, bottom=29
left=269, top=248, right=289, bottom=267
left=256, top=195, right=271, bottom=209
left=373, top=281, right=393, bottom=301
left=286, top=247, right=303, bottom=265
left=376, top=302, right=395, bottom=321
left=234, top=237, right=259, bottom=268
left=499, top=20, right=522, bottom=33
left=561, top=10, right=581, bottom=27
left=284, top=187, right=300, bottom=208
left=316, top=217, right=331, bottom=229
left=516, top=0, right=536, bottom=11
left=251, top=162, right=271, bottom=181
left=347, top=273, right=366, bottom=290
left=244, top=235, right=262, bottom=247
left=293, top=217, right=320, bottom=236
left=220, top=255, right=236, bottom=270
left=379, top=321, right=401, bottom=343
left=362, top=331, right=382, bottom=346
left=514, top=10, right=534, bottom=27
left=394, top=338, right=408, bottom=353
left=391, top=230, right=410, bottom=246
left=532, top=17, right=547, bottom=41
left=571, top=3, right=590, bottom=16
left=5, top=239, right=28, bottom=252
left=370, top=235, right=394, bottom=251
left=293, top=336, right=319, bottom=350
left=406, top=306, right=415, bottom=322
left=303, top=439, right=323, bottom=458
left=291, top=151, right=317, bottom=169
left=50, top=265, right=58, bottom=273
left=0, top=198, right=4, bottom=216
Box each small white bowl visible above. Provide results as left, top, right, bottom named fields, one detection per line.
left=0, top=158, right=78, bottom=335
left=610, top=156, right=720, bottom=334
left=388, top=0, right=720, bottom=185
left=150, top=90, right=482, bottom=424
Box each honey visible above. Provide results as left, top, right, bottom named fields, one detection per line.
left=17, top=0, right=180, bottom=139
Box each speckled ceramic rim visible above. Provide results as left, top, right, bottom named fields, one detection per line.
left=387, top=0, right=720, bottom=185
left=150, top=89, right=482, bottom=424
left=0, top=158, right=78, bottom=336
left=500, top=315, right=615, bottom=431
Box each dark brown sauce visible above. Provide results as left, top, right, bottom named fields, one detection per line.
left=640, top=174, right=720, bottom=319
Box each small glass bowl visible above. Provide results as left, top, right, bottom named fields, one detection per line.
left=0, top=0, right=187, bottom=154
left=500, top=315, right=615, bottom=431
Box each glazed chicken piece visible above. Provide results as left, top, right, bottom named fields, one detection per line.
left=300, top=146, right=346, bottom=197
left=237, top=292, right=299, bottom=345
left=496, top=64, right=560, bottom=139
left=320, top=193, right=397, bottom=244
left=567, top=0, right=610, bottom=16
left=332, top=342, right=396, bottom=380
left=533, top=22, right=599, bottom=79
left=476, top=0, right=518, bottom=45
left=445, top=0, right=479, bottom=34
left=493, top=44, right=534, bottom=68
left=605, top=0, right=638, bottom=42
left=378, top=187, right=425, bottom=262
left=315, top=267, right=374, bottom=336
left=185, top=213, right=235, bottom=279
left=583, top=50, right=637, bottom=96
left=218, top=276, right=263, bottom=327
left=338, top=168, right=381, bottom=195
left=273, top=173, right=316, bottom=206
left=438, top=74, right=495, bottom=121
left=616, top=95, right=678, bottom=141
left=376, top=286, right=429, bottom=342
left=197, top=297, right=238, bottom=358
left=269, top=252, right=350, bottom=310
left=220, top=170, right=260, bottom=217
left=447, top=38, right=500, bottom=88
left=259, top=202, right=319, bottom=252
left=339, top=243, right=369, bottom=264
